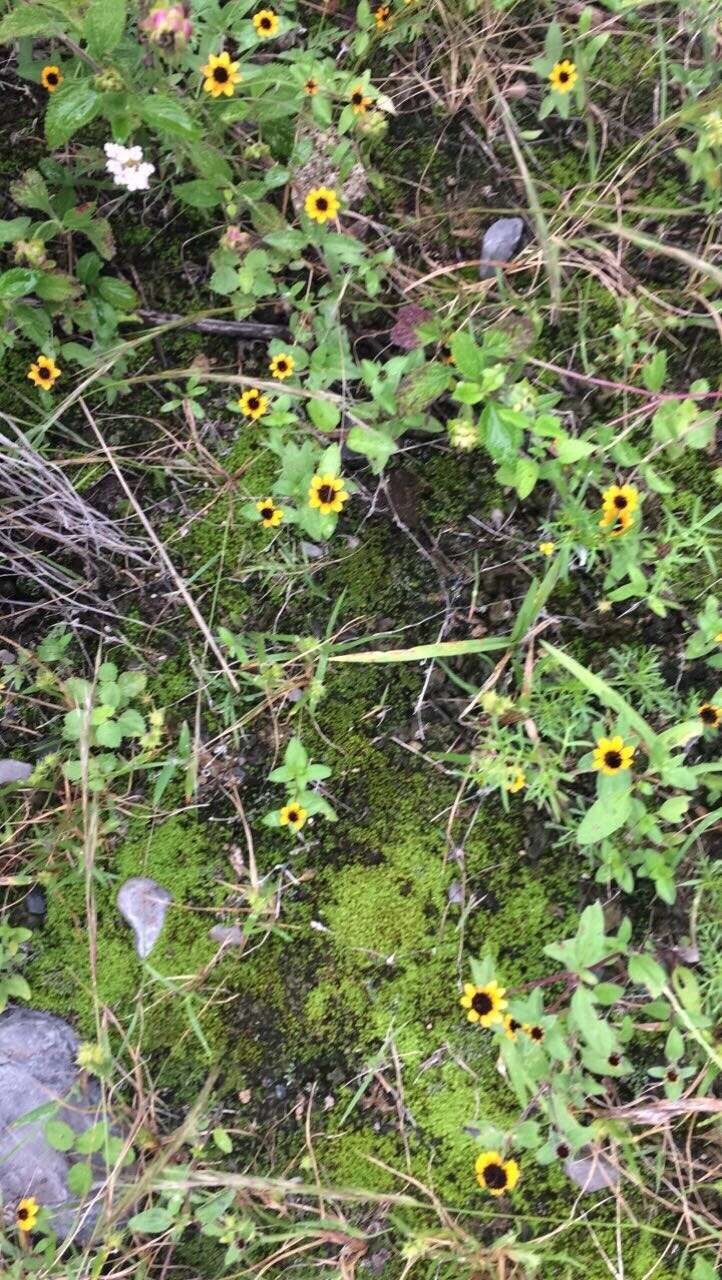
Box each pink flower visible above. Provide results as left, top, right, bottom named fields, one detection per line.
left=141, top=4, right=193, bottom=50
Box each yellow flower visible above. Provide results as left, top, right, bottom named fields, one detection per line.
left=699, top=703, right=721, bottom=730
left=440, top=343, right=456, bottom=365
left=475, top=1151, right=519, bottom=1196
left=350, top=84, right=372, bottom=114
left=502, top=1013, right=521, bottom=1041
left=523, top=1023, right=546, bottom=1044
left=279, top=802, right=307, bottom=830
left=256, top=498, right=284, bottom=527
left=269, top=352, right=295, bottom=380
left=506, top=769, right=525, bottom=794
left=549, top=60, right=577, bottom=94
left=304, top=186, right=340, bottom=224
left=715, top=631, right=722, bottom=643
left=304, top=77, right=320, bottom=96
left=16, top=1197, right=39, bottom=1232
left=27, top=354, right=61, bottom=390
left=539, top=541, right=555, bottom=556
left=601, top=484, right=639, bottom=523
left=252, top=9, right=279, bottom=37
left=201, top=51, right=241, bottom=98
left=308, top=473, right=349, bottom=515
left=40, top=65, right=63, bottom=92
left=592, top=735, right=635, bottom=776
left=374, top=4, right=393, bottom=29
left=238, top=388, right=269, bottom=419
left=459, top=980, right=507, bottom=1027
left=601, top=508, right=634, bottom=538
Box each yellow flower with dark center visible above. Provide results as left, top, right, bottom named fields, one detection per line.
left=239, top=389, right=269, bottom=419
left=459, top=980, right=507, bottom=1027
left=41, top=65, right=63, bottom=92
left=592, top=735, right=635, bottom=776
left=699, top=703, right=721, bottom=729
left=539, top=541, right=555, bottom=556
left=308, top=473, right=349, bottom=515
left=549, top=60, right=577, bottom=94
left=27, top=354, right=61, bottom=389
left=279, top=802, right=307, bottom=830
left=503, top=1013, right=521, bottom=1041
left=602, top=508, right=634, bottom=538
left=475, top=1151, right=519, bottom=1196
left=253, top=9, right=279, bottom=37
left=304, top=77, right=319, bottom=95
left=601, top=484, right=638, bottom=524
left=304, top=187, right=340, bottom=224
left=350, top=84, right=372, bottom=114
left=16, top=1197, right=39, bottom=1232
left=269, top=352, right=295, bottom=380
left=523, top=1023, right=546, bottom=1044
left=440, top=344, right=456, bottom=365
left=256, top=498, right=284, bottom=527
left=201, top=51, right=241, bottom=98
left=506, top=769, right=525, bottom=794
left=374, top=5, right=393, bottom=29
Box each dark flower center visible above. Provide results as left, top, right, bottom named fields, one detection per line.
left=471, top=991, right=493, bottom=1016
left=529, top=1025, right=544, bottom=1041
left=213, top=66, right=229, bottom=82
left=247, top=396, right=260, bottom=411
left=261, top=16, right=271, bottom=27
left=604, top=750, right=622, bottom=770
left=260, top=507, right=274, bottom=520
left=508, top=1018, right=520, bottom=1032
left=556, top=1142, right=570, bottom=1159
left=276, top=360, right=287, bottom=372
left=608, top=1053, right=621, bottom=1067
left=482, top=1162, right=508, bottom=1190
left=613, top=494, right=628, bottom=509
left=559, top=70, right=569, bottom=83
left=38, top=365, right=51, bottom=379
left=287, top=809, right=299, bottom=822
left=318, top=484, right=336, bottom=505
left=315, top=196, right=328, bottom=212
left=700, top=706, right=717, bottom=724
left=306, top=80, right=317, bottom=92
left=47, top=72, right=58, bottom=84
left=666, top=1068, right=678, bottom=1081
left=17, top=1207, right=30, bottom=1222
left=352, top=92, right=363, bottom=105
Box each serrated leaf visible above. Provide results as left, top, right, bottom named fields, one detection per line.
left=84, top=0, right=126, bottom=58
left=45, top=82, right=101, bottom=148
left=0, top=5, right=60, bottom=39
left=140, top=94, right=197, bottom=140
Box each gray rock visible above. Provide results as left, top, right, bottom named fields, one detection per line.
left=479, top=217, right=525, bottom=279
left=564, top=1150, right=619, bottom=1192
left=117, top=877, right=172, bottom=958
left=0, top=1008, right=128, bottom=1243
left=0, top=760, right=33, bottom=785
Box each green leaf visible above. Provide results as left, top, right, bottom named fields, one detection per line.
left=540, top=642, right=658, bottom=749
left=0, top=216, right=31, bottom=242
left=45, top=1118, right=76, bottom=1151
left=116, top=708, right=145, bottom=737
left=173, top=179, right=222, bottom=209
left=346, top=425, right=397, bottom=473
left=140, top=94, right=197, bottom=140
left=0, top=267, right=37, bottom=301
left=330, top=635, right=509, bottom=665
left=398, top=362, right=453, bottom=413
left=34, top=271, right=80, bottom=302
left=577, top=791, right=631, bottom=845
left=75, top=1122, right=108, bottom=1154
left=96, top=276, right=137, bottom=310
left=514, top=456, right=539, bottom=499
left=45, top=82, right=101, bottom=148
left=307, top=399, right=341, bottom=431
left=657, top=795, right=689, bottom=823
left=84, top=0, right=126, bottom=58
left=212, top=1127, right=233, bottom=1154
left=449, top=332, right=486, bottom=380
left=67, top=1161, right=93, bottom=1197
left=5, top=974, right=31, bottom=1000
left=128, top=1207, right=175, bottom=1234
left=10, top=168, right=53, bottom=213
left=555, top=437, right=595, bottom=464
left=95, top=720, right=123, bottom=748
left=63, top=208, right=115, bottom=260
left=628, top=953, right=666, bottom=997
left=0, top=5, right=60, bottom=39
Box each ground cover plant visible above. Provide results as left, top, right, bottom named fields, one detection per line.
left=0, top=0, right=721, bottom=1276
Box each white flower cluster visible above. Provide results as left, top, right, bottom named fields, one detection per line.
left=104, top=142, right=155, bottom=192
